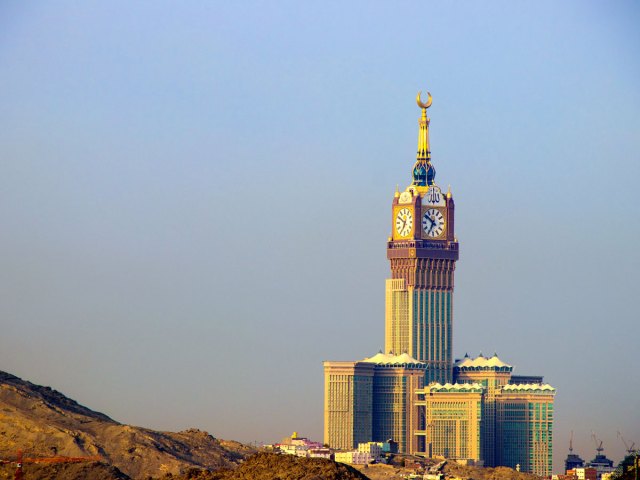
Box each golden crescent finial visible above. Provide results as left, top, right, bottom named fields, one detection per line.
left=416, top=91, right=432, bottom=109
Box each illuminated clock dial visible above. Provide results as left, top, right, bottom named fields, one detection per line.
left=395, top=208, right=413, bottom=237
left=422, top=208, right=445, bottom=237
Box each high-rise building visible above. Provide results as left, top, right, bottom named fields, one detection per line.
left=385, top=92, right=458, bottom=385
left=495, top=384, right=556, bottom=476
left=323, top=352, right=426, bottom=452
left=565, top=432, right=586, bottom=472
left=414, top=382, right=484, bottom=462
left=323, top=92, right=555, bottom=476
left=323, top=360, right=375, bottom=450
left=454, top=354, right=514, bottom=467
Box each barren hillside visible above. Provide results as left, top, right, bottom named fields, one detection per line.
left=0, top=371, right=254, bottom=479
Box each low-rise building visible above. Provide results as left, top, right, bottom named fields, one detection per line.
left=274, top=432, right=325, bottom=458
left=309, top=448, right=332, bottom=459
left=357, top=442, right=383, bottom=461
left=334, top=451, right=374, bottom=464
left=567, top=467, right=597, bottom=480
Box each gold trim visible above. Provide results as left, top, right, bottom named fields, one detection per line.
left=416, top=90, right=432, bottom=161
left=416, top=91, right=432, bottom=109
left=393, top=206, right=415, bottom=239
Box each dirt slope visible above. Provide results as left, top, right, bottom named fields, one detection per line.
left=0, top=461, right=130, bottom=480
left=157, top=452, right=372, bottom=480
left=0, top=371, right=254, bottom=479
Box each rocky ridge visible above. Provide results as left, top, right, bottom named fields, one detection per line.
left=0, top=370, right=254, bottom=479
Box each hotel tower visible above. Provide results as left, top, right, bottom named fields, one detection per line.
left=385, top=91, right=458, bottom=384
left=323, top=92, right=555, bottom=476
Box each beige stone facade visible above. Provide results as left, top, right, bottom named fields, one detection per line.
left=414, top=383, right=484, bottom=462
left=323, top=353, right=426, bottom=452
left=323, top=361, right=375, bottom=450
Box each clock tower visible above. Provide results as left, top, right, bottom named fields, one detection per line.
left=385, top=92, right=459, bottom=384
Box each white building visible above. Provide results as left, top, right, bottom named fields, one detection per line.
left=335, top=451, right=374, bottom=465
left=357, top=442, right=383, bottom=462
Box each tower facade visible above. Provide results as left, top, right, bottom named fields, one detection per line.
left=323, top=353, right=426, bottom=451
left=385, top=92, right=459, bottom=384
left=323, top=92, right=555, bottom=469
left=454, top=354, right=514, bottom=467
left=323, top=361, right=375, bottom=450
left=415, top=383, right=484, bottom=461
left=496, top=384, right=556, bottom=476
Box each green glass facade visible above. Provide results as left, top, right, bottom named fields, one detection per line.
left=496, top=390, right=554, bottom=476
left=412, top=289, right=453, bottom=384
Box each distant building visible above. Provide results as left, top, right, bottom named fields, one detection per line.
left=564, top=432, right=585, bottom=472
left=334, top=450, right=373, bottom=465
left=454, top=353, right=512, bottom=466
left=412, top=353, right=555, bottom=476
left=323, top=361, right=375, bottom=450
left=357, top=442, right=383, bottom=462
left=322, top=92, right=555, bottom=477
left=308, top=448, right=332, bottom=459
left=496, top=384, right=556, bottom=476
left=273, top=432, right=325, bottom=458
left=568, top=467, right=598, bottom=480
left=566, top=452, right=586, bottom=471
left=586, top=453, right=615, bottom=479
left=414, top=382, right=484, bottom=462
left=323, top=352, right=426, bottom=452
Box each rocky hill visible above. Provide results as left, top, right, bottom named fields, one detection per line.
left=0, top=461, right=130, bottom=480
left=156, top=452, right=371, bottom=480
left=0, top=371, right=254, bottom=479
left=352, top=459, right=544, bottom=480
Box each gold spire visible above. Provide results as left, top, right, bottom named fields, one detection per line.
left=447, top=184, right=452, bottom=198
left=395, top=184, right=400, bottom=198
left=416, top=91, right=432, bottom=161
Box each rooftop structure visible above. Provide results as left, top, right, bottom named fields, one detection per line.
left=454, top=353, right=513, bottom=371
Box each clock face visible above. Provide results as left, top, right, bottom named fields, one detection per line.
left=422, top=208, right=445, bottom=238
left=395, top=208, right=413, bottom=237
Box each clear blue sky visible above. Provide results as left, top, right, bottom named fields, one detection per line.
left=1, top=1, right=639, bottom=472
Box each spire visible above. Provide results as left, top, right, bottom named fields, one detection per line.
left=416, top=91, right=432, bottom=161
left=413, top=91, right=436, bottom=186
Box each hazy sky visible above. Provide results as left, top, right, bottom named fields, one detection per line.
left=1, top=1, right=639, bottom=472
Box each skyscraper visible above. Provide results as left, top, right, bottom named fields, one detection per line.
left=324, top=92, right=555, bottom=476
left=414, top=382, right=484, bottom=461
left=454, top=354, right=514, bottom=467
left=385, top=92, right=458, bottom=385
left=323, top=353, right=426, bottom=452
left=496, top=384, right=556, bottom=476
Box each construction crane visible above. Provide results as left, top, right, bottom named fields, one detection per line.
left=618, top=431, right=637, bottom=455
left=592, top=432, right=604, bottom=455
left=570, top=431, right=574, bottom=453
left=2, top=450, right=102, bottom=480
